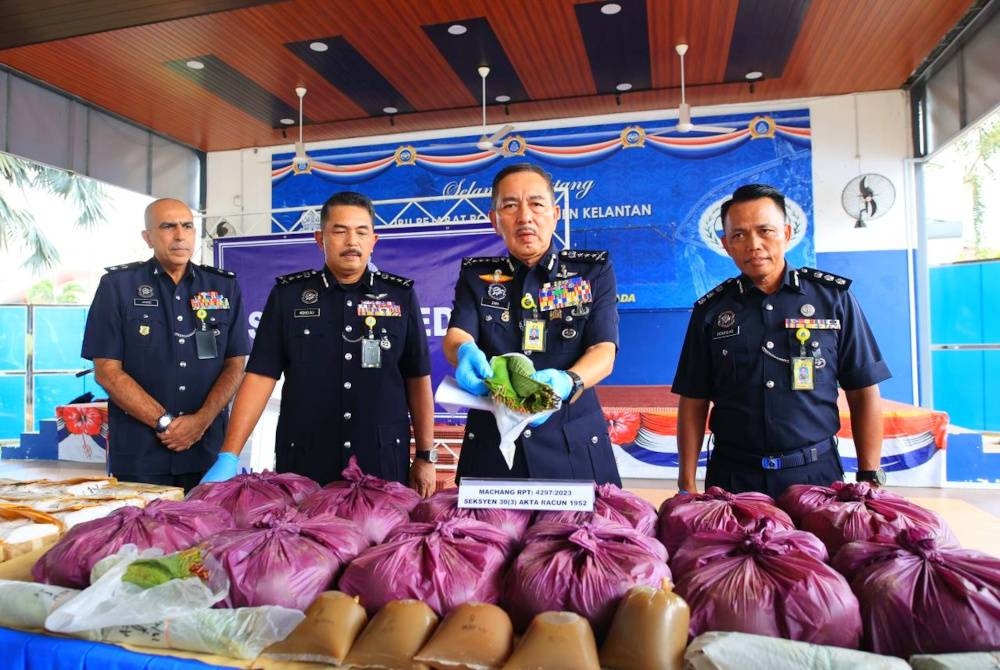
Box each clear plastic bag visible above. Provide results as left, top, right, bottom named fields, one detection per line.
left=44, top=544, right=229, bottom=634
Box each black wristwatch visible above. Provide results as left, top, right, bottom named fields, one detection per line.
left=566, top=370, right=585, bottom=404
left=856, top=467, right=887, bottom=486
left=154, top=413, right=175, bottom=433
left=414, top=450, right=438, bottom=464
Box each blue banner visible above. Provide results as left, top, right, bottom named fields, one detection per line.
left=272, top=110, right=814, bottom=310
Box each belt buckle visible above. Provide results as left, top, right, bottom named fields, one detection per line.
left=761, top=455, right=782, bottom=470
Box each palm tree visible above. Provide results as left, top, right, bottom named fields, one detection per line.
left=958, top=117, right=1000, bottom=260
left=0, top=151, right=110, bottom=273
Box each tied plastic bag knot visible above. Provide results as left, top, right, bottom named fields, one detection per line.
left=568, top=527, right=601, bottom=554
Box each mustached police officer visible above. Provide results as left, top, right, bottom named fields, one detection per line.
left=203, top=191, right=437, bottom=497
left=443, top=163, right=621, bottom=485
left=673, top=184, right=891, bottom=498
left=82, top=198, right=249, bottom=491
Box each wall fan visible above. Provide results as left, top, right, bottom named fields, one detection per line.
left=475, top=66, right=514, bottom=152
left=842, top=173, right=895, bottom=227
left=656, top=44, right=736, bottom=135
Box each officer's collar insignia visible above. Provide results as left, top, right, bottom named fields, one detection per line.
left=137, top=285, right=154, bottom=298
left=301, top=288, right=319, bottom=304
left=479, top=269, right=513, bottom=284
left=559, top=249, right=608, bottom=264
left=716, top=310, right=737, bottom=328
left=555, top=265, right=578, bottom=279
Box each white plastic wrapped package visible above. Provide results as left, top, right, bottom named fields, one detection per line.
left=684, top=631, right=910, bottom=670
left=0, top=579, right=79, bottom=629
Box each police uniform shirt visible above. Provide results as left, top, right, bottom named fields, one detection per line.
left=247, top=266, right=430, bottom=486
left=81, top=258, right=250, bottom=476
left=448, top=247, right=621, bottom=485
left=671, top=265, right=891, bottom=453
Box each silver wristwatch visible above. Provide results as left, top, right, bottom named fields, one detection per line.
left=154, top=413, right=175, bottom=433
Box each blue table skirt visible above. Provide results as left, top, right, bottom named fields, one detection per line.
left=0, top=627, right=226, bottom=670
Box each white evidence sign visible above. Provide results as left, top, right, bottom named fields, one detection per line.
left=458, top=478, right=595, bottom=512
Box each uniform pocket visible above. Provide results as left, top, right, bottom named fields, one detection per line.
left=562, top=412, right=620, bottom=485
left=710, top=334, right=747, bottom=385
left=377, top=420, right=411, bottom=483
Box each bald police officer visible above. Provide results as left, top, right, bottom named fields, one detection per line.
left=443, top=163, right=621, bottom=485
left=204, top=191, right=437, bottom=496
left=82, top=198, right=249, bottom=491
left=673, top=183, right=891, bottom=498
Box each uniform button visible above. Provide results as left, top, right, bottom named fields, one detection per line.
left=811, top=341, right=819, bottom=349
left=395, top=438, right=401, bottom=444
left=175, top=296, right=181, bottom=301
left=176, top=315, right=183, bottom=321
left=343, top=412, right=351, bottom=420
left=766, top=341, right=774, bottom=349
left=523, top=429, right=532, bottom=438
left=345, top=353, right=352, bottom=360
left=344, top=441, right=351, bottom=449
left=591, top=436, right=599, bottom=444
left=304, top=328, right=311, bottom=335
left=178, top=338, right=186, bottom=344
left=347, top=300, right=353, bottom=307
left=765, top=304, right=774, bottom=311
left=344, top=382, right=352, bottom=389
left=345, top=325, right=353, bottom=333
left=485, top=314, right=493, bottom=322
left=179, top=361, right=187, bottom=368
left=766, top=380, right=775, bottom=389
left=179, top=385, right=186, bottom=391
left=468, top=432, right=476, bottom=440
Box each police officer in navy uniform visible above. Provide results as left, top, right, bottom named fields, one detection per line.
left=673, top=184, right=891, bottom=499
left=204, top=191, right=438, bottom=496
left=82, top=198, right=249, bottom=491
left=444, top=163, right=621, bottom=485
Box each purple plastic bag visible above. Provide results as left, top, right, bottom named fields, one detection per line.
left=788, top=481, right=959, bottom=556
left=657, top=486, right=795, bottom=556
left=338, top=517, right=514, bottom=616
left=203, top=508, right=368, bottom=610
left=410, top=488, right=534, bottom=542
left=674, top=523, right=861, bottom=648
left=187, top=471, right=305, bottom=528
left=536, top=483, right=658, bottom=536
left=832, top=526, right=1000, bottom=657
left=32, top=499, right=234, bottom=588
left=502, top=520, right=670, bottom=638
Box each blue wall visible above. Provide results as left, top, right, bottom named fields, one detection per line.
left=606, top=249, right=915, bottom=404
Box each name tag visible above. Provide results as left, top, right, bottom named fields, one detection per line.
left=712, top=326, right=740, bottom=339
left=133, top=299, right=159, bottom=307
left=294, top=308, right=321, bottom=318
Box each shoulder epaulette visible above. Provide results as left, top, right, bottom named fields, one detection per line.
left=103, top=261, right=143, bottom=273
left=376, top=270, right=414, bottom=288
left=695, top=278, right=736, bottom=307
left=798, top=267, right=852, bottom=290
left=276, top=269, right=320, bottom=285
left=462, top=256, right=508, bottom=269
left=199, top=264, right=236, bottom=278
left=559, top=249, right=608, bottom=264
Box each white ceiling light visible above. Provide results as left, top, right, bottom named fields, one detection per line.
left=383, top=106, right=398, bottom=114
left=495, top=94, right=511, bottom=103
left=309, top=41, right=329, bottom=52
left=185, top=60, right=204, bottom=70
left=279, top=118, right=295, bottom=125
left=616, top=82, right=632, bottom=91
left=745, top=71, right=763, bottom=81
left=601, top=3, right=622, bottom=15
left=448, top=24, right=468, bottom=35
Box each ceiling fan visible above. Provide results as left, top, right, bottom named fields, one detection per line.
left=475, top=66, right=514, bottom=152
left=292, top=86, right=311, bottom=173
left=656, top=44, right=736, bottom=135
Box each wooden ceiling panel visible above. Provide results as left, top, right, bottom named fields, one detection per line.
left=0, top=0, right=979, bottom=152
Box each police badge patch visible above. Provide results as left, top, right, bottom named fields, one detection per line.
left=301, top=289, right=319, bottom=304
left=716, top=310, right=736, bottom=328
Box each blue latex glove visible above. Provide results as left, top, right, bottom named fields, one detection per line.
left=531, top=368, right=574, bottom=401
left=528, top=409, right=557, bottom=428
left=455, top=341, right=492, bottom=396
left=200, top=452, right=239, bottom=484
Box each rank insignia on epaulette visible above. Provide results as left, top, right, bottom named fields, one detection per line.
left=559, top=249, right=608, bottom=264
left=276, top=269, right=319, bottom=285
left=462, top=256, right=509, bottom=269
left=799, top=267, right=851, bottom=289
left=695, top=278, right=734, bottom=306
left=200, top=264, right=236, bottom=278
left=104, top=261, right=142, bottom=273
left=377, top=271, right=413, bottom=288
